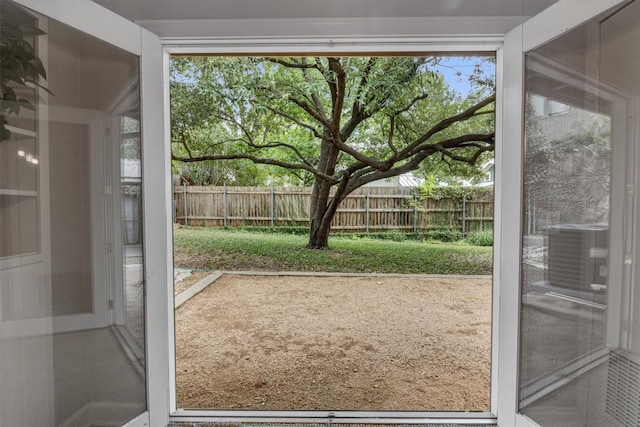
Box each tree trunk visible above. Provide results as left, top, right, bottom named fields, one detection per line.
left=307, top=197, right=337, bottom=249
left=307, top=168, right=350, bottom=249
left=307, top=177, right=334, bottom=249
left=306, top=134, right=342, bottom=249
left=307, top=217, right=332, bottom=249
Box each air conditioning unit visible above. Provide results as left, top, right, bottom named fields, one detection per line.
left=546, top=224, right=608, bottom=296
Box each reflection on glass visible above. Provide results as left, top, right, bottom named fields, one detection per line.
left=120, top=110, right=145, bottom=346
left=521, top=86, right=610, bottom=384
left=0, top=2, right=146, bottom=425
left=519, top=2, right=640, bottom=426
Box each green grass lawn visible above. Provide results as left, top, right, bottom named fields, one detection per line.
left=173, top=227, right=493, bottom=275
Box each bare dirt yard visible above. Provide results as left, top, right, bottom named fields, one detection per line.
left=175, top=274, right=492, bottom=411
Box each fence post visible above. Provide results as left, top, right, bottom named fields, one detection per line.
left=365, top=192, right=370, bottom=233
left=223, top=184, right=227, bottom=227
left=182, top=184, right=188, bottom=226
left=270, top=186, right=275, bottom=227
left=462, top=195, right=467, bottom=238
left=413, top=193, right=418, bottom=233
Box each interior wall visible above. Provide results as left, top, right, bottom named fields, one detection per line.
left=49, top=122, right=92, bottom=317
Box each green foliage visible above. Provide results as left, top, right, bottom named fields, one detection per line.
left=0, top=3, right=49, bottom=140
left=170, top=56, right=495, bottom=186
left=174, top=159, right=271, bottom=186
left=466, top=230, right=494, bottom=246
left=418, top=184, right=493, bottom=201
left=173, top=227, right=493, bottom=275
left=423, top=227, right=464, bottom=242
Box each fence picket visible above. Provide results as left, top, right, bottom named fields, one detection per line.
left=173, top=186, right=493, bottom=233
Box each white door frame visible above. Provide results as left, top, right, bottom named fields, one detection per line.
left=164, top=39, right=501, bottom=425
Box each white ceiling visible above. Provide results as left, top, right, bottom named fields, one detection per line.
left=93, top=0, right=558, bottom=22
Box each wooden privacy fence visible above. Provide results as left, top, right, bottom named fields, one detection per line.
left=174, top=186, right=493, bottom=235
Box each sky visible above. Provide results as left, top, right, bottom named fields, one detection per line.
left=431, top=56, right=495, bottom=98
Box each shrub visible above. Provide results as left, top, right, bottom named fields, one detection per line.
left=424, top=228, right=463, bottom=242
left=466, top=230, right=494, bottom=246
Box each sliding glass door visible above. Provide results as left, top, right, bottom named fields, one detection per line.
left=517, top=1, right=640, bottom=426
left=0, top=1, right=160, bottom=425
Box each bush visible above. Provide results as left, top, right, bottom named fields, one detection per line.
left=424, top=228, right=463, bottom=242
left=466, top=230, right=494, bottom=246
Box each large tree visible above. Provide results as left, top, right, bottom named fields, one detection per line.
left=171, top=56, right=495, bottom=248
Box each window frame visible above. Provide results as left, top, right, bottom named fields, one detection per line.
left=163, top=40, right=502, bottom=424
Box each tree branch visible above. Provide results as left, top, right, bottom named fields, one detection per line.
left=287, top=95, right=333, bottom=131
left=263, top=57, right=319, bottom=69
left=300, top=58, right=328, bottom=120
left=243, top=140, right=315, bottom=168
left=399, top=93, right=496, bottom=158
left=345, top=132, right=494, bottom=192
left=323, top=134, right=387, bottom=170
left=387, top=115, right=398, bottom=155
left=433, top=137, right=494, bottom=165
left=328, top=57, right=346, bottom=132
left=178, top=126, right=193, bottom=158
left=394, top=92, right=429, bottom=116
left=346, top=149, right=436, bottom=193
left=173, top=153, right=336, bottom=181
left=259, top=103, right=322, bottom=138
left=412, top=132, right=494, bottom=152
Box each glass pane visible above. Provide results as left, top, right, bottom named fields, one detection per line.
left=0, top=135, right=38, bottom=192
left=0, top=195, right=39, bottom=260
left=519, top=2, right=640, bottom=426
left=121, top=110, right=145, bottom=346
left=0, top=1, right=146, bottom=425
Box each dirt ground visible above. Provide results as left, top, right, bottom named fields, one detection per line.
left=175, top=274, right=492, bottom=411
